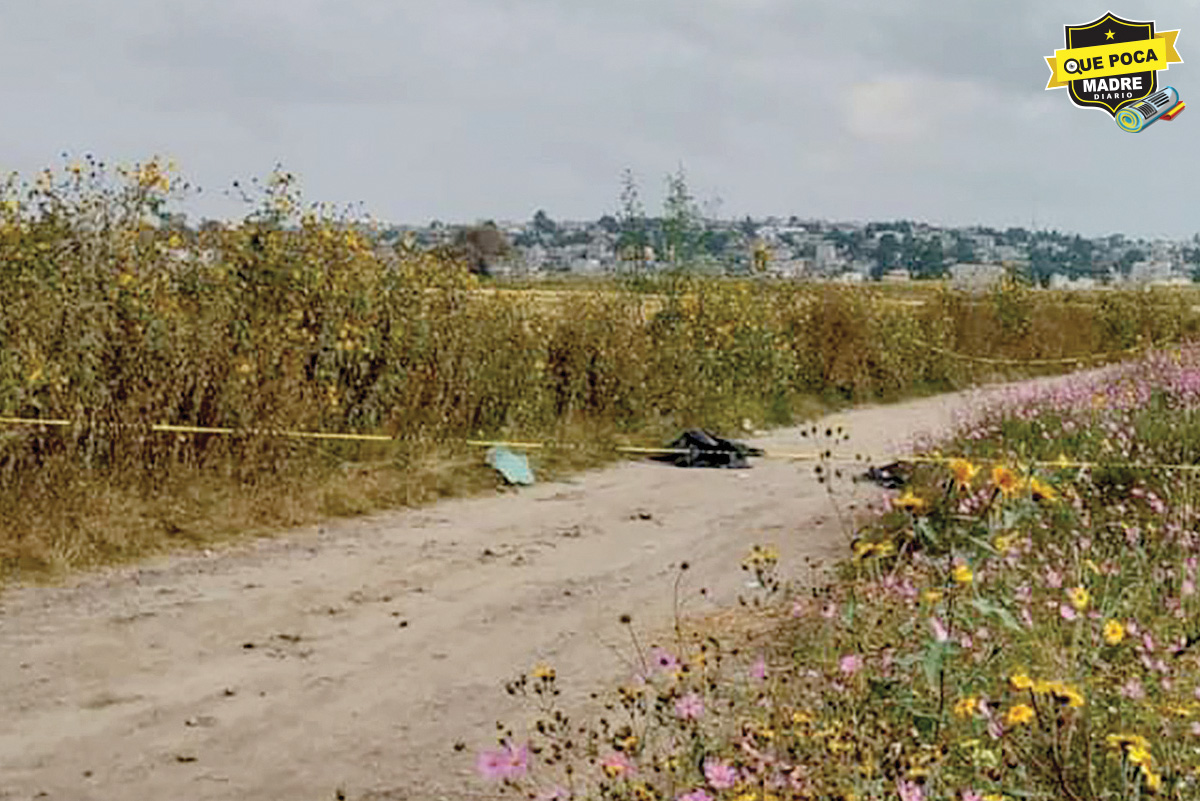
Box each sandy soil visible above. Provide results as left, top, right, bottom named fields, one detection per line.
left=0, top=374, right=1097, bottom=801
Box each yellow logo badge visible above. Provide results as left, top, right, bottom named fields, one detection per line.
left=1045, top=12, right=1184, bottom=132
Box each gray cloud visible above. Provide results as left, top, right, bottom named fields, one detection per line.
left=0, top=1, right=1196, bottom=236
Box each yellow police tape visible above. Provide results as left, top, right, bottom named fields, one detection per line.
left=0, top=336, right=1189, bottom=468
left=0, top=416, right=396, bottom=443
left=914, top=337, right=1172, bottom=366
left=3, top=414, right=1200, bottom=472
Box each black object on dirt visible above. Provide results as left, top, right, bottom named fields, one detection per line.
left=654, top=429, right=764, bottom=469
left=856, top=461, right=914, bottom=490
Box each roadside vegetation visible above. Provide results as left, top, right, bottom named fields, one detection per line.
left=1, top=158, right=1198, bottom=587
left=478, top=345, right=1200, bottom=800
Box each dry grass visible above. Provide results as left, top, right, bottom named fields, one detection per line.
left=2, top=157, right=1199, bottom=585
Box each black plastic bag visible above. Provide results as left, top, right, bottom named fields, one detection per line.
left=654, top=429, right=764, bottom=469
left=856, top=461, right=914, bottom=490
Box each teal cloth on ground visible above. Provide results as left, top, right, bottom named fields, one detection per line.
left=486, top=446, right=535, bottom=485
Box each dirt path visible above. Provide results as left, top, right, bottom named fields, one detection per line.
left=0, top=373, right=1096, bottom=801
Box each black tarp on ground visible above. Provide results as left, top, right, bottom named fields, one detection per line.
left=653, top=429, right=764, bottom=469
left=855, top=461, right=915, bottom=489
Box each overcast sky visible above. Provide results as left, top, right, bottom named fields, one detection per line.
left=1, top=1, right=1197, bottom=238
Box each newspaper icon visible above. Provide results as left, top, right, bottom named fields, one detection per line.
left=1116, top=86, right=1185, bottom=131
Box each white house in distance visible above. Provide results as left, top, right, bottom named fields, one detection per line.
left=948, top=262, right=1005, bottom=293
left=1049, top=274, right=1098, bottom=290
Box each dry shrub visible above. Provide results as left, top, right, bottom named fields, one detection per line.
left=2, top=158, right=1197, bottom=579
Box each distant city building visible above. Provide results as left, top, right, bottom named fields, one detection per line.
left=815, top=242, right=839, bottom=271
left=948, top=262, right=1005, bottom=293
left=1049, top=274, right=1098, bottom=290
left=1129, top=260, right=1180, bottom=284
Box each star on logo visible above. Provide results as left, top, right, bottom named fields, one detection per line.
left=1104, top=29, right=1115, bottom=40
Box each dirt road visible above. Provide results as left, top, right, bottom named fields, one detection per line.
left=0, top=375, right=1089, bottom=801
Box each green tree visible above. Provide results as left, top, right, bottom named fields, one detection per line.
left=531, top=209, right=557, bottom=241
left=617, top=168, right=648, bottom=270
left=877, top=233, right=900, bottom=273
left=661, top=165, right=702, bottom=266
left=452, top=223, right=511, bottom=276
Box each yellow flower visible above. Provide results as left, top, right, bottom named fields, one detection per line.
left=792, top=710, right=814, bottom=725
left=1009, top=673, right=1034, bottom=691
left=952, top=564, right=974, bottom=585
left=1127, top=744, right=1154, bottom=767
left=892, top=489, right=928, bottom=513
left=1068, top=586, right=1090, bottom=611
left=1028, top=476, right=1058, bottom=502
left=991, top=465, right=1022, bottom=498
left=949, top=458, right=979, bottom=490
left=531, top=662, right=555, bottom=681
left=1143, top=767, right=1163, bottom=793
left=1045, top=681, right=1085, bottom=708
left=1005, top=704, right=1035, bottom=725
left=953, top=696, right=978, bottom=719
left=923, top=589, right=943, bottom=604
left=1107, top=733, right=1150, bottom=752
left=854, top=539, right=897, bottom=560
left=993, top=532, right=1018, bottom=555
left=1103, top=619, right=1125, bottom=645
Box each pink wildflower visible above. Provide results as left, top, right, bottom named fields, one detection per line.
left=1060, top=604, right=1077, bottom=621
left=838, top=654, right=862, bottom=676
left=601, top=752, right=635, bottom=778
left=476, top=741, right=529, bottom=780
left=678, top=792, right=713, bottom=801
left=651, top=647, right=680, bottom=673
left=750, top=655, right=767, bottom=681
left=930, top=616, right=950, bottom=643
left=675, top=692, right=705, bottom=720
left=703, top=759, right=739, bottom=789
left=897, top=779, right=924, bottom=801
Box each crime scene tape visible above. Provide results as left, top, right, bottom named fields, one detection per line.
left=0, top=338, right=1187, bottom=466
left=5, top=414, right=1200, bottom=472
left=0, top=417, right=827, bottom=461
left=913, top=336, right=1174, bottom=366
left=0, top=416, right=396, bottom=443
